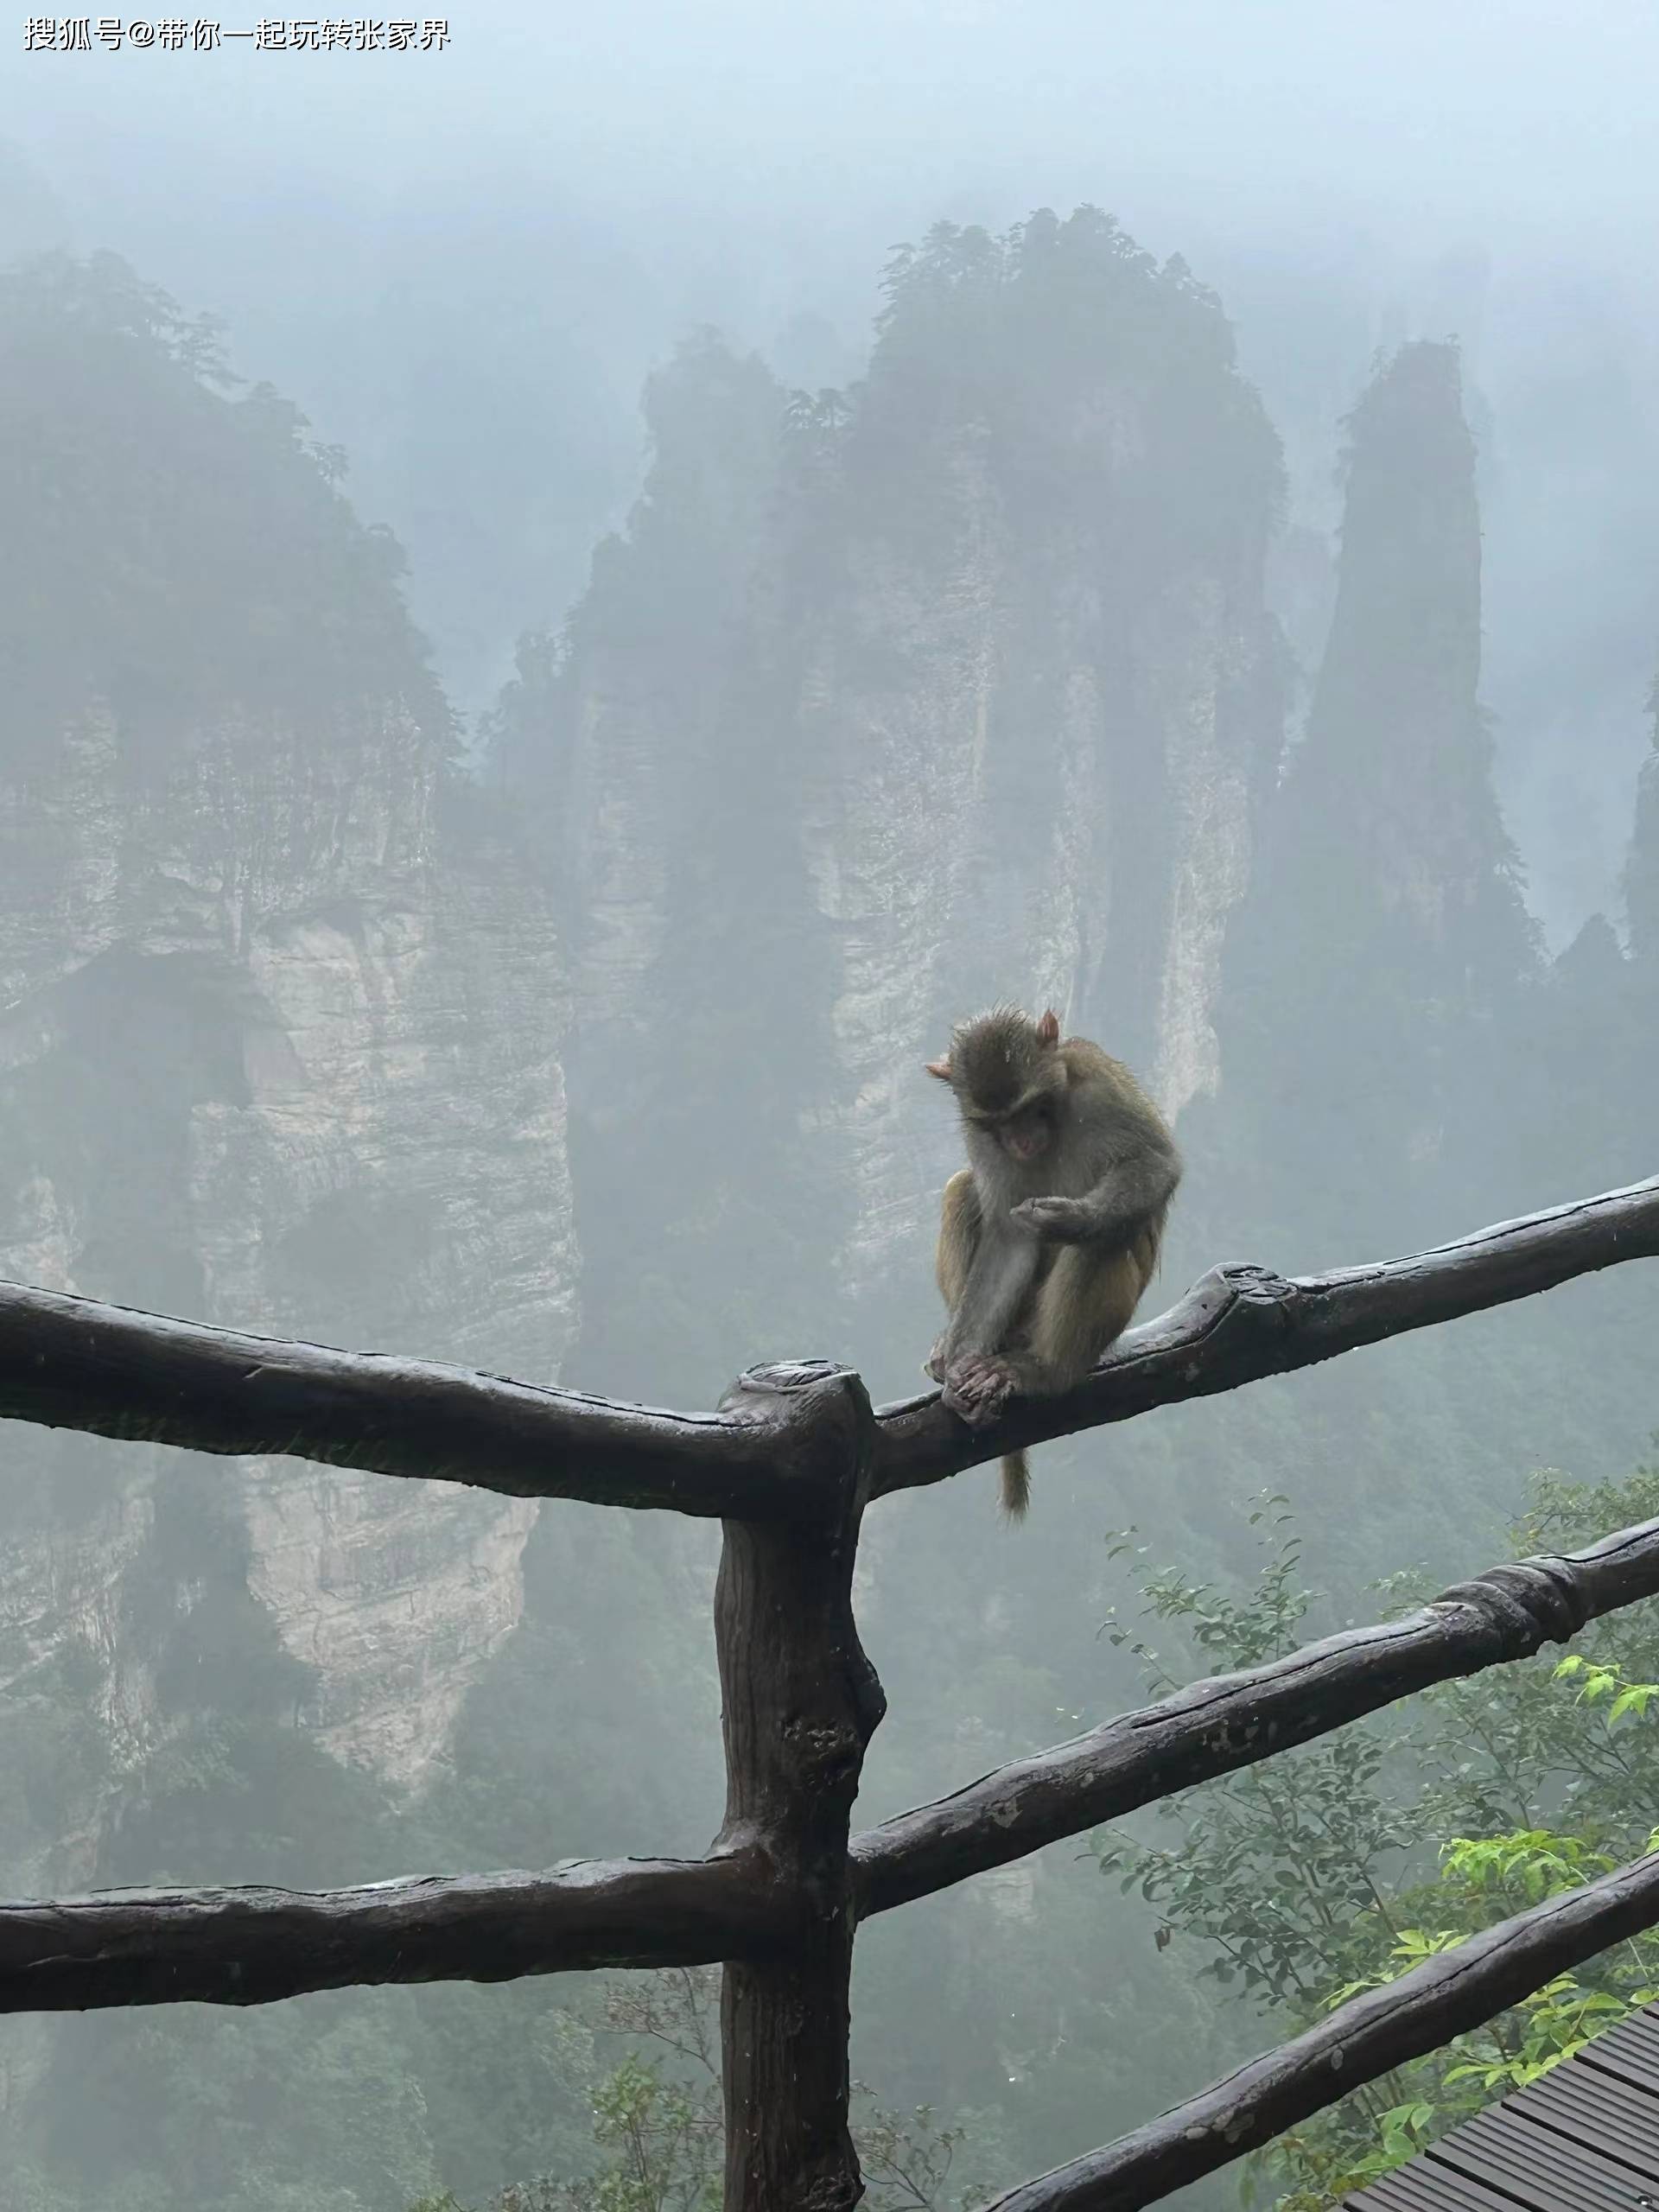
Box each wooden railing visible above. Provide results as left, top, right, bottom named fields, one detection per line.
left=0, top=1173, right=1656, bottom=2209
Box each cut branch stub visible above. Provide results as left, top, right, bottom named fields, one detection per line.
left=713, top=1361, right=885, bottom=2212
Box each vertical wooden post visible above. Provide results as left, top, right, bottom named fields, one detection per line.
left=711, top=1360, right=886, bottom=2212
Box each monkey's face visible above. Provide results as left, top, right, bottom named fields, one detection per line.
left=988, top=1103, right=1054, bottom=1163
left=926, top=1005, right=1067, bottom=1164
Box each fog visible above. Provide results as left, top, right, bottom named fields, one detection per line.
left=2, top=8, right=1657, bottom=2209
left=9, top=0, right=1659, bottom=937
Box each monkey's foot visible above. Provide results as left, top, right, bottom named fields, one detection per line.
left=942, top=1353, right=1018, bottom=1430
left=923, top=1337, right=950, bottom=1384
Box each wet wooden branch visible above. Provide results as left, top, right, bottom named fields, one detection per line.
left=977, top=1847, right=1659, bottom=2210
left=872, top=1172, right=1659, bottom=1497
left=0, top=1280, right=795, bottom=1518
left=852, top=1511, right=1659, bottom=1916
left=0, top=1852, right=785, bottom=2013
left=0, top=1176, right=1654, bottom=1517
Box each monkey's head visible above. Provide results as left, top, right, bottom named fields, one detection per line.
left=926, top=1005, right=1065, bottom=1162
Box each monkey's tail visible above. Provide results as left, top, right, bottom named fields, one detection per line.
left=999, top=1450, right=1031, bottom=1522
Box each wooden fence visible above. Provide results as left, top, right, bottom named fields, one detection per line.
left=0, top=1174, right=1656, bottom=2208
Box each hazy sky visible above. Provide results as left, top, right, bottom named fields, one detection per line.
left=7, top=0, right=1657, bottom=939
left=14, top=0, right=1656, bottom=253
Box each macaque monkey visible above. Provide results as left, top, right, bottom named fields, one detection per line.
left=925, top=1006, right=1181, bottom=1520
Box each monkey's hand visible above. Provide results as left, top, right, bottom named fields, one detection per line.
left=1011, top=1196, right=1096, bottom=1243
left=942, top=1352, right=1018, bottom=1430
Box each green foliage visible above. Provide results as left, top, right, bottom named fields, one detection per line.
left=1091, top=1465, right=1659, bottom=2207
left=1096, top=1500, right=1422, bottom=2014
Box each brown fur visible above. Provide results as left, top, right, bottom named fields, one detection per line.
left=927, top=1012, right=1179, bottom=1520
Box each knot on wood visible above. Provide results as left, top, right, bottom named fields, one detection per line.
left=1434, top=1555, right=1589, bottom=1653
left=733, top=1360, right=855, bottom=1397
left=1216, top=1262, right=1298, bottom=1306
left=782, top=1713, right=870, bottom=1790
left=719, top=1362, right=875, bottom=1525
left=1195, top=1264, right=1299, bottom=1345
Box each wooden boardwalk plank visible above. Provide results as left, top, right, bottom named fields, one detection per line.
left=1342, top=2164, right=1542, bottom=2212
left=1510, top=2057, right=1659, bottom=2178
left=1346, top=2003, right=1659, bottom=2209
left=1577, top=2006, right=1659, bottom=2101
left=1432, top=2107, right=1653, bottom=2209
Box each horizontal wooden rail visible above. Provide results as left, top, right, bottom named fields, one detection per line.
left=872, top=1173, right=1659, bottom=1495
left=0, top=1281, right=793, bottom=1518
left=976, top=1847, right=1659, bottom=2209
left=14, top=1505, right=1659, bottom=2017
left=853, top=1510, right=1659, bottom=1916
left=0, top=1852, right=787, bottom=2012
left=0, top=1175, right=1653, bottom=1516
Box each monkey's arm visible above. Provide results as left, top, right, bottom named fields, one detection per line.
left=926, top=1173, right=979, bottom=1379
left=936, top=1225, right=1042, bottom=1431
left=937, top=1219, right=1040, bottom=1365
left=1014, top=1138, right=1181, bottom=1246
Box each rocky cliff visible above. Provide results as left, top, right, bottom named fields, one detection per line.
left=0, top=257, right=579, bottom=1872
left=0, top=721, right=577, bottom=1808
left=1185, top=340, right=1541, bottom=1262
left=791, top=217, right=1288, bottom=1300
left=495, top=209, right=1289, bottom=1374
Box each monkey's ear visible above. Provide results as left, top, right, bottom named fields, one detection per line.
left=924, top=1058, right=953, bottom=1081
left=1036, top=1009, right=1061, bottom=1048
